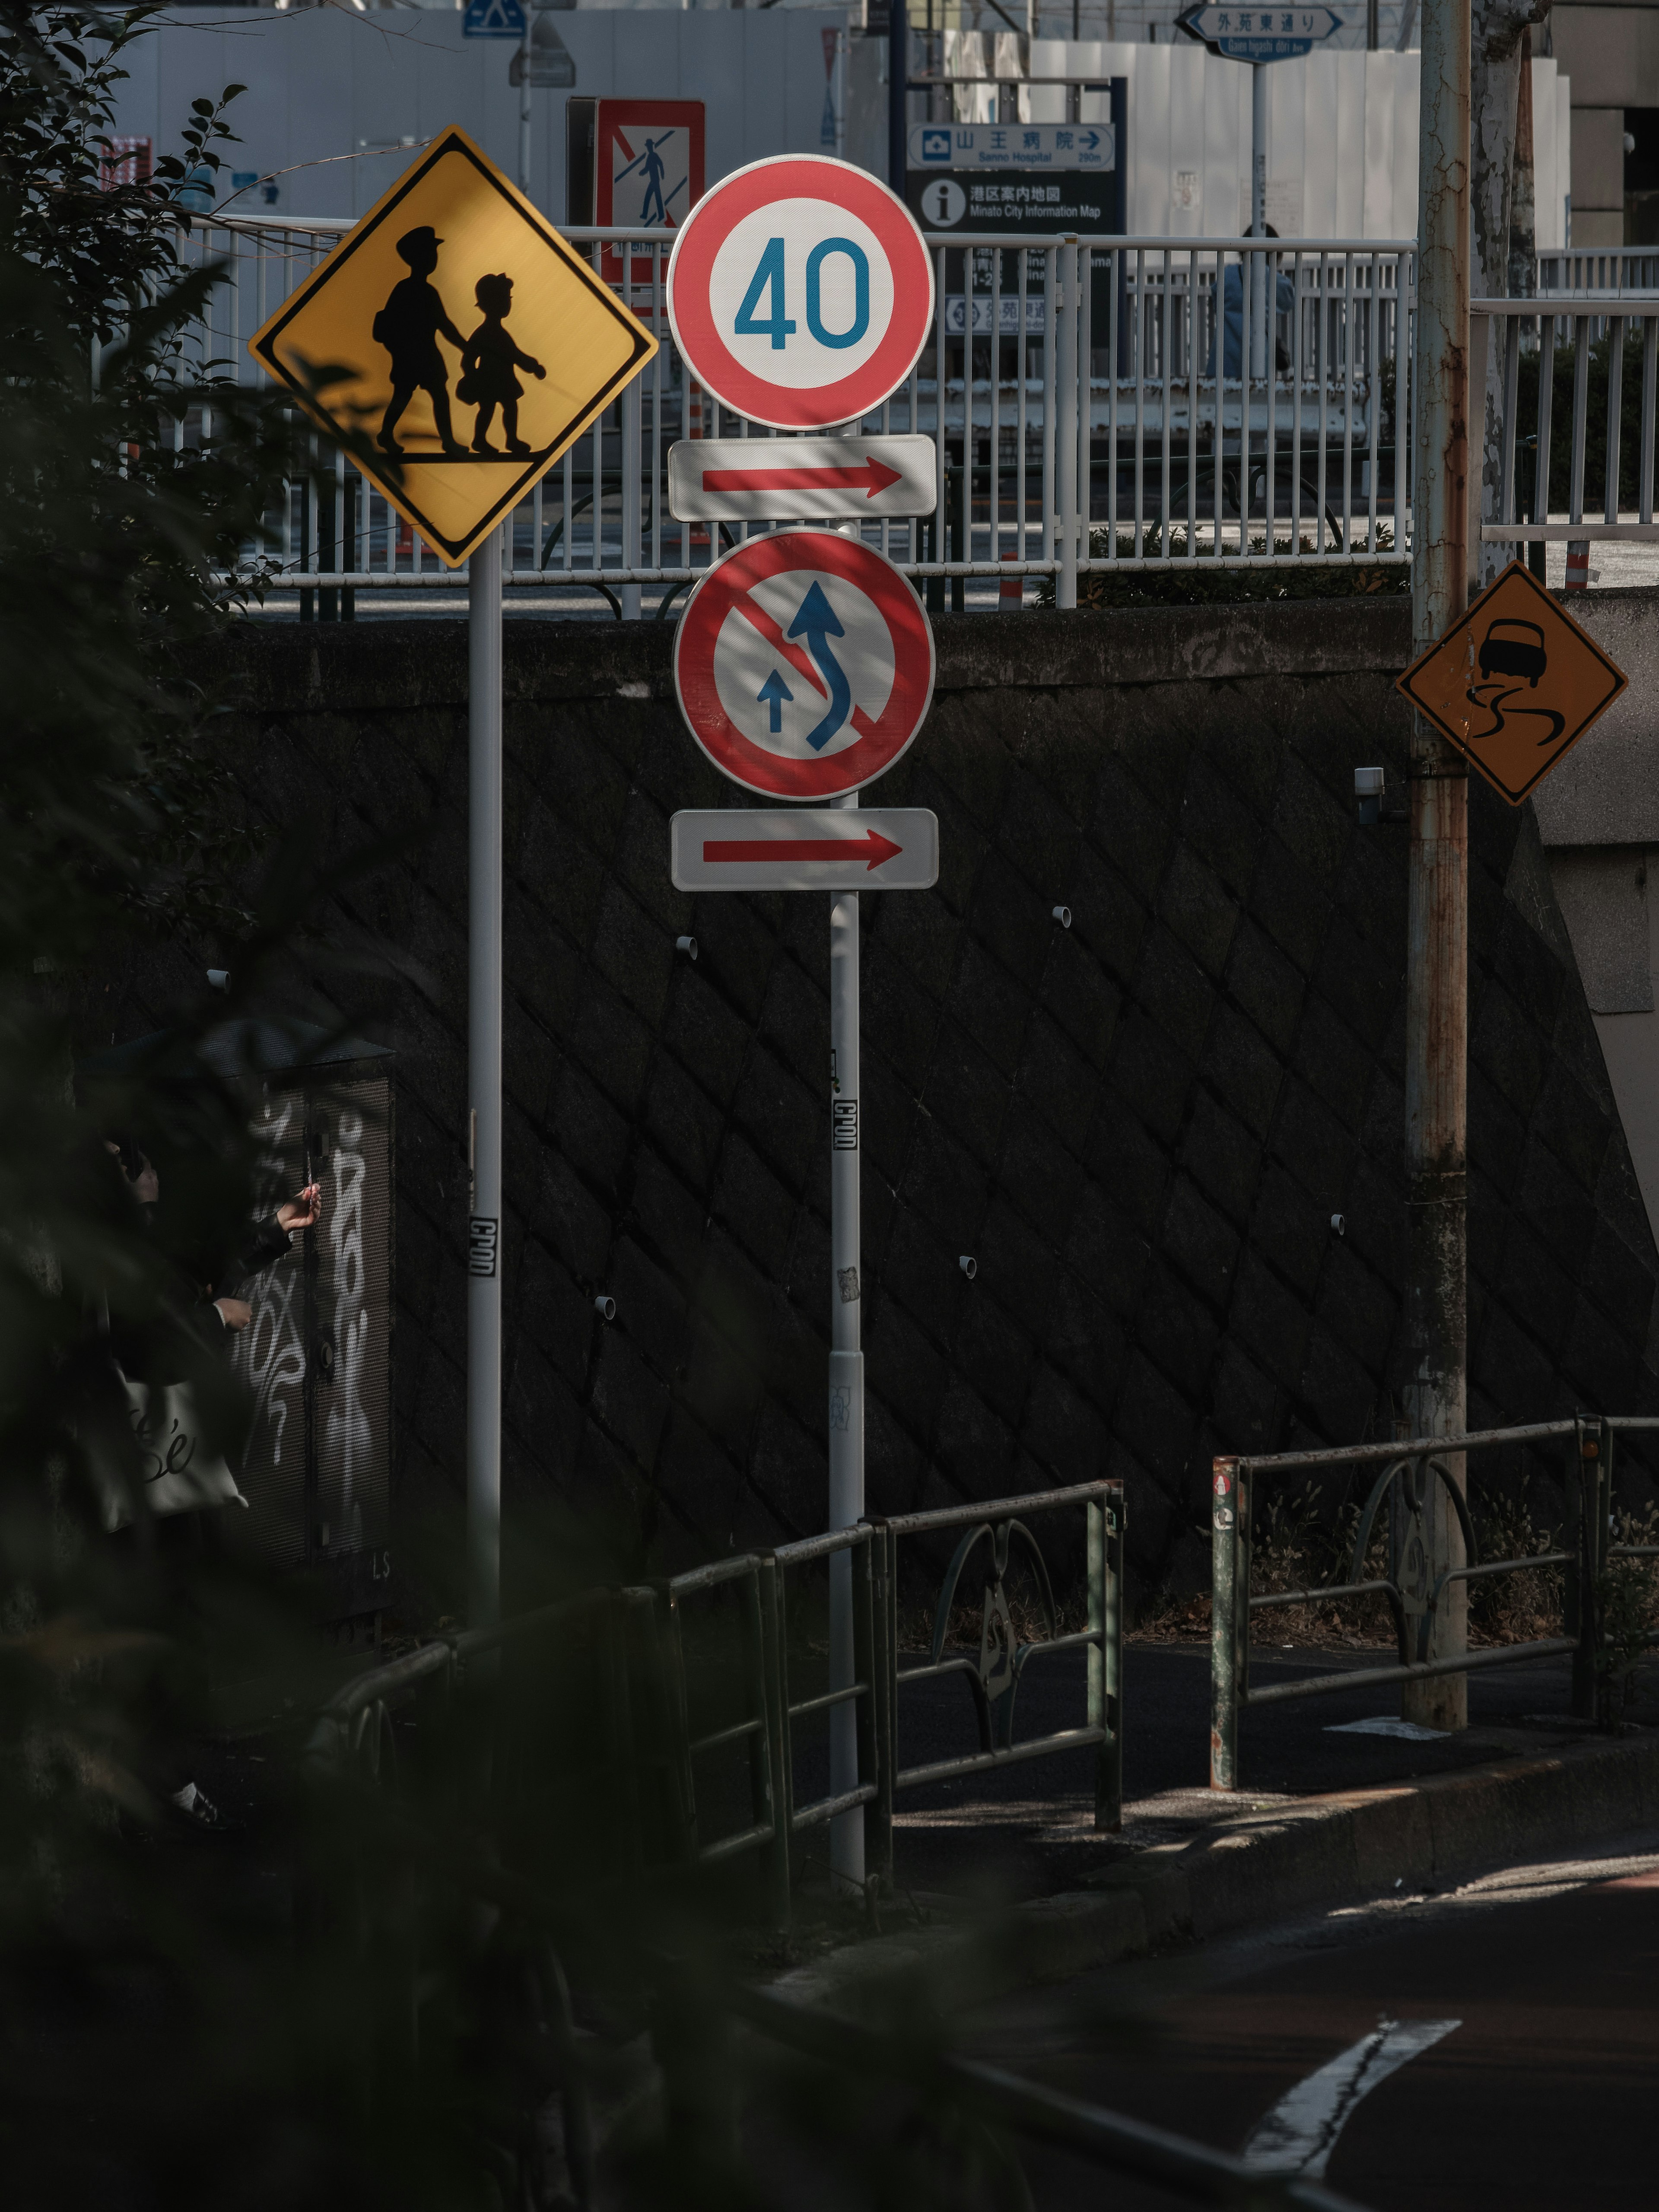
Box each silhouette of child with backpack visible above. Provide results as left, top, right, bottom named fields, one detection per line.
left=458, top=273, right=546, bottom=456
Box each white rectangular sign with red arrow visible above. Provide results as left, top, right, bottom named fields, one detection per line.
left=666, top=434, right=936, bottom=522
left=670, top=807, right=938, bottom=891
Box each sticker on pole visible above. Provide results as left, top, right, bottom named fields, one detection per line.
left=665, top=154, right=935, bottom=431
left=1395, top=559, right=1627, bottom=805
left=673, top=529, right=934, bottom=800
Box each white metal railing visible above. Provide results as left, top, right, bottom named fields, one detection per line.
left=1479, top=289, right=1659, bottom=558
left=175, top=219, right=1420, bottom=608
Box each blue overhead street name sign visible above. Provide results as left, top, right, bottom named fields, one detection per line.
left=1179, top=4, right=1343, bottom=58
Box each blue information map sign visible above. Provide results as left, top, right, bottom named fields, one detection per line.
left=464, top=0, right=525, bottom=37
left=1179, top=3, right=1343, bottom=59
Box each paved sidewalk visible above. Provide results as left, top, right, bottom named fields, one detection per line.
left=850, top=1641, right=1659, bottom=1904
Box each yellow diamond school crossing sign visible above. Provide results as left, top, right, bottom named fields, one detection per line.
left=250, top=127, right=656, bottom=567
left=1396, top=559, right=1627, bottom=805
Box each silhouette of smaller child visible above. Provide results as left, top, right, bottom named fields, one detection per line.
left=458, top=273, right=546, bottom=456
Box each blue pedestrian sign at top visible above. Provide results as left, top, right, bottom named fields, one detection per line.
left=464, top=0, right=525, bottom=37
left=1179, top=4, right=1343, bottom=59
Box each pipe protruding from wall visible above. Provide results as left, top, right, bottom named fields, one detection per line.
left=1052, top=905, right=1071, bottom=929
left=676, top=935, right=698, bottom=961
left=959, top=1255, right=977, bottom=1280
left=594, top=1295, right=616, bottom=1322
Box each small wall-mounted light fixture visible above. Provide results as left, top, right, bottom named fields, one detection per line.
left=594, top=1294, right=616, bottom=1322
left=206, top=969, right=231, bottom=992
left=1052, top=905, right=1071, bottom=929
left=676, top=935, right=698, bottom=961
left=1330, top=1214, right=1346, bottom=1237
left=959, top=1255, right=977, bottom=1281
left=1354, top=767, right=1405, bottom=826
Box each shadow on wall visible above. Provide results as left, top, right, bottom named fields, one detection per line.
left=95, top=602, right=1659, bottom=1617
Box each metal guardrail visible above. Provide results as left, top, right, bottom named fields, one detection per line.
left=313, top=1476, right=1379, bottom=2212
left=169, top=216, right=1417, bottom=610
left=1210, top=1415, right=1659, bottom=1790
left=320, top=1477, right=1124, bottom=1923
left=1479, top=292, right=1659, bottom=556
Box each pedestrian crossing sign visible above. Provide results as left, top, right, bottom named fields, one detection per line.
left=248, top=126, right=656, bottom=567
left=463, top=0, right=524, bottom=38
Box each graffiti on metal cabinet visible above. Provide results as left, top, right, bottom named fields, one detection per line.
left=326, top=1109, right=372, bottom=1551
left=237, top=1094, right=305, bottom=1464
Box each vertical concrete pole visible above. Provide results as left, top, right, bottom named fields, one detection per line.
left=888, top=0, right=909, bottom=195
left=1249, top=67, right=1268, bottom=381
left=518, top=30, right=532, bottom=196
left=828, top=795, right=864, bottom=1894
left=1403, top=0, right=1470, bottom=1731
left=1057, top=237, right=1079, bottom=610
left=468, top=527, right=504, bottom=1633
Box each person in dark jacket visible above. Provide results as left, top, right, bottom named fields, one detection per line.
left=374, top=225, right=468, bottom=460
left=105, top=1140, right=320, bottom=1830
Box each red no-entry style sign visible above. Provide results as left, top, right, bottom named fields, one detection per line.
left=672, top=529, right=935, bottom=800
left=665, top=154, right=935, bottom=430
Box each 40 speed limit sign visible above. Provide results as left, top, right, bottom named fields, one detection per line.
left=665, top=154, right=935, bottom=430
left=673, top=529, right=935, bottom=800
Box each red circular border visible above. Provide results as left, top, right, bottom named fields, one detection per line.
left=673, top=531, right=935, bottom=800
left=666, top=156, right=934, bottom=430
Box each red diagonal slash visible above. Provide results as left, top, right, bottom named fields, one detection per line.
left=702, top=458, right=904, bottom=499
left=703, top=830, right=903, bottom=871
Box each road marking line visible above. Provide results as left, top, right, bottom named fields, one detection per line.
left=1241, top=2017, right=1460, bottom=2178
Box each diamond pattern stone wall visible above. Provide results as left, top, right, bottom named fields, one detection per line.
left=134, top=603, right=1659, bottom=1608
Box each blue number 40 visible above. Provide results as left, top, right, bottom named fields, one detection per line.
left=735, top=237, right=795, bottom=350
left=734, top=236, right=871, bottom=352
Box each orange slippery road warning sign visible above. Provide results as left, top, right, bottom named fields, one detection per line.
left=1395, top=559, right=1627, bottom=805
left=249, top=127, right=655, bottom=567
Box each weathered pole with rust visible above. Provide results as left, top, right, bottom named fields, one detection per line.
left=1403, top=0, right=1471, bottom=1730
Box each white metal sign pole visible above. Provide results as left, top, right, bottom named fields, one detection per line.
left=1250, top=63, right=1268, bottom=378
left=468, top=524, right=504, bottom=1630
left=828, top=789, right=864, bottom=1896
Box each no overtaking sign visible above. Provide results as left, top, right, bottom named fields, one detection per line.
left=673, top=531, right=934, bottom=801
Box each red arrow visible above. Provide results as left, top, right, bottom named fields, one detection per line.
left=703, top=830, right=903, bottom=872
left=701, top=456, right=904, bottom=500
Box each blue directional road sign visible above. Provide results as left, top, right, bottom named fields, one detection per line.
left=464, top=0, right=525, bottom=37
left=1179, top=4, right=1343, bottom=59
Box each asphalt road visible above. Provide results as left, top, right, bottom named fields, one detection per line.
left=960, top=1834, right=1659, bottom=2212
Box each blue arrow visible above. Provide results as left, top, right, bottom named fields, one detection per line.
left=787, top=580, right=851, bottom=752
left=756, top=667, right=794, bottom=734
left=1081, top=130, right=1100, bottom=149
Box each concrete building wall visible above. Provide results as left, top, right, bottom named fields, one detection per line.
left=1549, top=1, right=1659, bottom=248
left=107, top=5, right=846, bottom=222
left=1021, top=41, right=1567, bottom=242
left=1534, top=591, right=1659, bottom=1249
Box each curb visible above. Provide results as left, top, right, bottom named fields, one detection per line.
left=771, top=1731, right=1659, bottom=2016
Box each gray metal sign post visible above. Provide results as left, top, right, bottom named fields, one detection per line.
left=827, top=792, right=865, bottom=1894
left=468, top=526, right=504, bottom=1631
left=664, top=159, right=940, bottom=1891
left=1179, top=10, right=1344, bottom=375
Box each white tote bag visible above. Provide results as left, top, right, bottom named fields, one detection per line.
left=102, top=1376, right=249, bottom=1532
